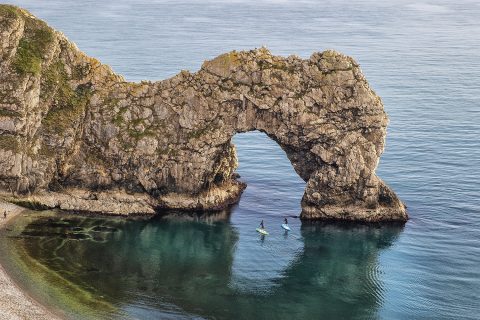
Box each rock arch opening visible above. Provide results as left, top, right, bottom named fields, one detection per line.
left=232, top=131, right=306, bottom=216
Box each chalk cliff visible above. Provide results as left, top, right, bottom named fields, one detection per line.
left=0, top=5, right=407, bottom=221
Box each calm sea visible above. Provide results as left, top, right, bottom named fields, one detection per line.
left=1, top=0, right=479, bottom=319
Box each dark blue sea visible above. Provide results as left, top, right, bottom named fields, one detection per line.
left=1, top=0, right=479, bottom=319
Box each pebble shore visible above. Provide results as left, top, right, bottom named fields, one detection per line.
left=0, top=201, right=60, bottom=320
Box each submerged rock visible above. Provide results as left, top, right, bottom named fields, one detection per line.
left=0, top=5, right=407, bottom=222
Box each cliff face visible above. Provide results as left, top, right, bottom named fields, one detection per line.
left=0, top=5, right=407, bottom=221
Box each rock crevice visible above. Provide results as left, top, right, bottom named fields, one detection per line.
left=0, top=5, right=407, bottom=222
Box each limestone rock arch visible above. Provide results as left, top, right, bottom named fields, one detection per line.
left=0, top=6, right=407, bottom=221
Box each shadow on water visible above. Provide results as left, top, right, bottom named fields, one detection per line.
left=0, top=210, right=404, bottom=320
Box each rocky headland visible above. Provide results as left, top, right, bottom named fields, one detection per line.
left=0, top=5, right=407, bottom=222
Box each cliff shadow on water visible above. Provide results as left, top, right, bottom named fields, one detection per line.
left=0, top=210, right=404, bottom=320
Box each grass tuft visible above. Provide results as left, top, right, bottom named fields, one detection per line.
left=13, top=28, right=54, bottom=75
left=0, top=135, right=19, bottom=152
left=41, top=61, right=93, bottom=134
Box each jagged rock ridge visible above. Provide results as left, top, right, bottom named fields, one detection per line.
left=0, top=5, right=407, bottom=221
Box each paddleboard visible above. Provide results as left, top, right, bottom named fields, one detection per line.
left=281, top=224, right=291, bottom=231
left=256, top=228, right=269, bottom=235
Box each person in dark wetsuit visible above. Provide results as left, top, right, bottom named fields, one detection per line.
left=284, top=218, right=288, bottom=225
left=3, top=210, right=7, bottom=219
left=260, top=220, right=265, bottom=229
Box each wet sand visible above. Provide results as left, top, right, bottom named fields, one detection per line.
left=0, top=201, right=61, bottom=320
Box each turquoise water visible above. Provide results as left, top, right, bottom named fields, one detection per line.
left=1, top=207, right=404, bottom=320
left=1, top=0, right=480, bottom=319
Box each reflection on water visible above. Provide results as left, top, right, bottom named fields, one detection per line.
left=1, top=0, right=480, bottom=317
left=0, top=131, right=407, bottom=320
left=0, top=212, right=403, bottom=320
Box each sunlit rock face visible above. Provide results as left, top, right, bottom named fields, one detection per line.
left=0, top=5, right=407, bottom=221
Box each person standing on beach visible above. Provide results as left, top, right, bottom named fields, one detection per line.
left=3, top=210, right=6, bottom=219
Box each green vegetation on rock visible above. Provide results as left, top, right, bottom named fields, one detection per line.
left=0, top=5, right=19, bottom=20
left=187, top=127, right=210, bottom=139
left=0, top=135, right=19, bottom=152
left=258, top=59, right=294, bottom=73
left=13, top=20, right=54, bottom=75
left=37, top=143, right=54, bottom=157
left=42, top=61, right=93, bottom=134
left=0, top=109, right=22, bottom=117
left=128, top=128, right=155, bottom=140
left=220, top=51, right=239, bottom=67
left=112, top=106, right=127, bottom=126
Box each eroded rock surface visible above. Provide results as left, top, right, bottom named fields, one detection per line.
left=0, top=5, right=407, bottom=221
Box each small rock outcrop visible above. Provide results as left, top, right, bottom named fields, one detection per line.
left=0, top=6, right=407, bottom=222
